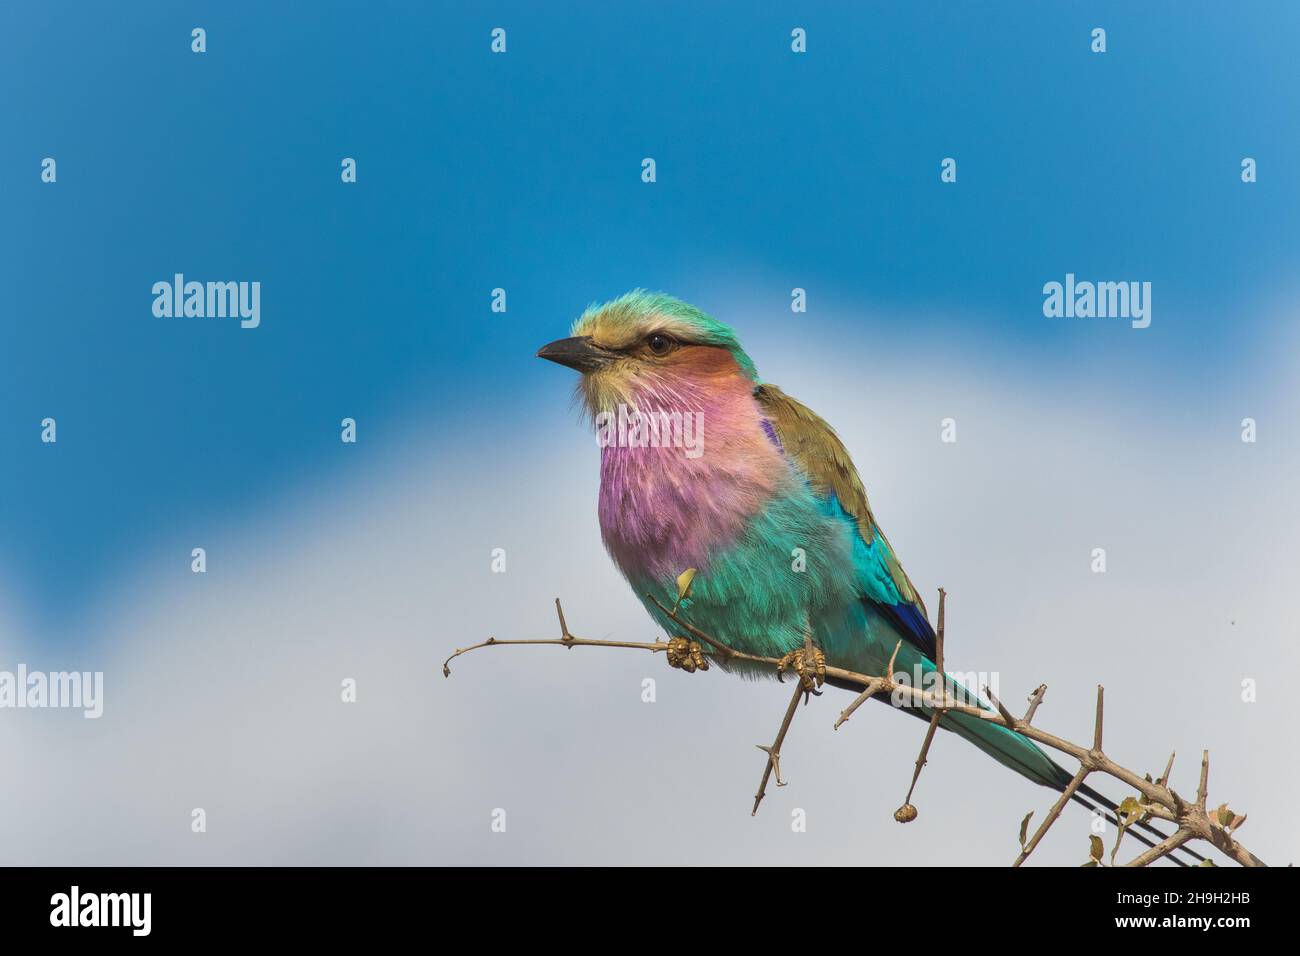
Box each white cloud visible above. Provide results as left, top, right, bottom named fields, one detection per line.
left=1, top=333, right=1294, bottom=866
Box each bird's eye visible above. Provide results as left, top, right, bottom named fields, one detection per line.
left=646, top=332, right=676, bottom=356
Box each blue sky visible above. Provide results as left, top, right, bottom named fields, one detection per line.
left=3, top=1, right=1298, bottom=634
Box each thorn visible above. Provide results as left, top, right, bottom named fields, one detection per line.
left=934, top=588, right=946, bottom=675
left=886, top=640, right=903, bottom=684
left=1023, top=684, right=1047, bottom=724
left=554, top=598, right=571, bottom=639
left=985, top=685, right=1017, bottom=729
left=1159, top=750, right=1175, bottom=788
left=1092, top=685, right=1105, bottom=753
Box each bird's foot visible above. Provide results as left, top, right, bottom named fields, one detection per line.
left=777, top=646, right=826, bottom=693
left=665, top=637, right=709, bottom=673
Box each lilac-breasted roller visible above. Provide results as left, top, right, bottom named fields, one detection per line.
left=538, top=290, right=1194, bottom=862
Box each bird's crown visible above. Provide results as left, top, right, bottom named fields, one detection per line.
left=572, top=289, right=758, bottom=381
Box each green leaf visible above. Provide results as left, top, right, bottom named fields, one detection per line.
left=1019, top=811, right=1034, bottom=850
left=1118, top=796, right=1141, bottom=817
left=1089, top=835, right=1104, bottom=861
left=1199, top=858, right=1217, bottom=868
left=675, top=568, right=697, bottom=602
left=1216, top=804, right=1235, bottom=827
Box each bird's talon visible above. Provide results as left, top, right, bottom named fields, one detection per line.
left=777, top=646, right=826, bottom=692
left=666, top=637, right=709, bottom=672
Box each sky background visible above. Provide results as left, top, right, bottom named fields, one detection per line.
left=1, top=2, right=1297, bottom=866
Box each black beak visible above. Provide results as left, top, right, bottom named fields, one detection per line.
left=536, top=336, right=617, bottom=373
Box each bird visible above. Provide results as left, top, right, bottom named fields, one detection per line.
left=538, top=289, right=1198, bottom=863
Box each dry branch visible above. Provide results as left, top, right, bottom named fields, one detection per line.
left=442, top=593, right=1266, bottom=868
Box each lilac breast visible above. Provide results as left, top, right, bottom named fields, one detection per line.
left=596, top=394, right=787, bottom=584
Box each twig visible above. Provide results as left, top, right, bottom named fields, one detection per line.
left=1158, top=751, right=1176, bottom=788
left=1093, top=685, right=1105, bottom=753
left=1023, top=684, right=1047, bottom=724
left=444, top=594, right=1268, bottom=867
left=754, top=626, right=824, bottom=814
left=1014, top=767, right=1089, bottom=866
left=896, top=589, right=948, bottom=820
left=833, top=678, right=885, bottom=730
left=833, top=640, right=905, bottom=731
left=441, top=600, right=670, bottom=676
left=442, top=635, right=669, bottom=676
left=753, top=682, right=804, bottom=815
left=985, top=685, right=1019, bottom=731
left=1125, top=828, right=1194, bottom=867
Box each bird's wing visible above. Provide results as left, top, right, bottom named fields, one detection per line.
left=754, top=383, right=936, bottom=660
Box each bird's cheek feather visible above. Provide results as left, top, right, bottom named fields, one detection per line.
left=582, top=366, right=636, bottom=415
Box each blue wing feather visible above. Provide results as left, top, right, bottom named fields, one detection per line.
left=827, top=493, right=938, bottom=661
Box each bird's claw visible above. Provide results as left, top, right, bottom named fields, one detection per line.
left=666, top=637, right=709, bottom=673
left=776, top=646, right=826, bottom=693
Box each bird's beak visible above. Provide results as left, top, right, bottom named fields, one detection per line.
left=536, top=336, right=617, bottom=373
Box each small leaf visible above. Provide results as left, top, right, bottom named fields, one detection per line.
left=675, top=568, right=697, bottom=602
left=1199, top=858, right=1217, bottom=868
left=1089, top=835, right=1104, bottom=861
left=1081, top=860, right=1098, bottom=867
left=1215, top=803, right=1234, bottom=827
left=1019, top=811, right=1034, bottom=850
left=1118, top=796, right=1141, bottom=817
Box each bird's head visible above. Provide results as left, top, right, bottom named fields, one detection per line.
left=537, top=290, right=758, bottom=418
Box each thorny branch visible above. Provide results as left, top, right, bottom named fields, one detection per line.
left=441, top=590, right=1266, bottom=868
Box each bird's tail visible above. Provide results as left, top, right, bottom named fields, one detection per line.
left=940, top=706, right=1204, bottom=865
